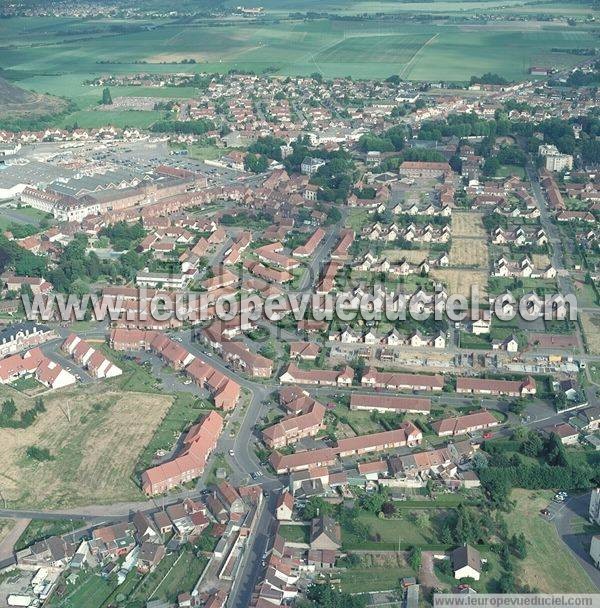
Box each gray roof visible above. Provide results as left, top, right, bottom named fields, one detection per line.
left=452, top=544, right=481, bottom=573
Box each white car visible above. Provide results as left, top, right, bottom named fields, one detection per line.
left=229, top=449, right=235, bottom=456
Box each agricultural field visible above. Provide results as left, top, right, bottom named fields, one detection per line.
left=580, top=311, right=600, bottom=355
left=0, top=384, right=173, bottom=508
left=451, top=211, right=486, bottom=239
left=244, top=0, right=595, bottom=18
left=0, top=17, right=596, bottom=120
left=430, top=267, right=488, bottom=298
left=504, top=490, right=598, bottom=593
left=449, top=237, right=489, bottom=267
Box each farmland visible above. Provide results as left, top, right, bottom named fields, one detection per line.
left=0, top=384, right=173, bottom=508
left=0, top=17, right=596, bottom=120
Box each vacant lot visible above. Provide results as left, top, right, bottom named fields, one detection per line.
left=0, top=384, right=173, bottom=508
left=449, top=238, right=488, bottom=267
left=504, top=490, right=598, bottom=593
left=342, top=509, right=447, bottom=550
left=532, top=253, right=551, bottom=269
left=580, top=312, right=600, bottom=355
left=383, top=248, right=429, bottom=264
left=451, top=212, right=486, bottom=239
left=340, top=553, right=414, bottom=593
left=430, top=268, right=488, bottom=298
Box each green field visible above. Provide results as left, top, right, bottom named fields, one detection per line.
left=504, top=489, right=598, bottom=593
left=0, top=16, right=597, bottom=105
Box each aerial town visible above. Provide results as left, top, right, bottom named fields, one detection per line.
left=0, top=1, right=598, bottom=607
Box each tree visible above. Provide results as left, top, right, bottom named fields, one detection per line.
left=509, top=532, right=527, bottom=559
left=244, top=153, right=268, bottom=173
left=520, top=432, right=543, bottom=457
left=381, top=501, right=396, bottom=517
left=408, top=546, right=422, bottom=571
left=102, top=87, right=113, bottom=105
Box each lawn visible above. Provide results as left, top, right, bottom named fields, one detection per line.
left=48, top=571, right=117, bottom=608
left=127, top=547, right=207, bottom=605
left=279, top=524, right=310, bottom=544
left=503, top=489, right=598, bottom=593
left=15, top=518, right=87, bottom=551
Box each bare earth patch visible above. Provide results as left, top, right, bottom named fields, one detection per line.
left=0, top=384, right=173, bottom=508
left=532, top=253, right=551, bottom=268
left=580, top=311, right=600, bottom=355
left=430, top=268, right=488, bottom=298
left=451, top=211, right=486, bottom=239
left=449, top=238, right=488, bottom=267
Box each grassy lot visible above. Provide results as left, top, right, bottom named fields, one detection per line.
left=340, top=554, right=415, bottom=593
left=504, top=489, right=598, bottom=593
left=57, top=109, right=163, bottom=129
left=15, top=518, right=86, bottom=550
left=11, top=375, right=45, bottom=393
left=279, top=524, right=310, bottom=544
left=459, top=332, right=491, bottom=350
left=0, top=383, right=172, bottom=508
left=332, top=402, right=383, bottom=436
left=496, top=164, right=525, bottom=179
left=0, top=519, right=15, bottom=544
left=342, top=510, right=448, bottom=550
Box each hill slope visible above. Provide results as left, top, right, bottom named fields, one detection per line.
left=0, top=76, right=68, bottom=122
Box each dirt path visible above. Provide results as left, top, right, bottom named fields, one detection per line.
left=420, top=551, right=443, bottom=594
left=0, top=518, right=30, bottom=562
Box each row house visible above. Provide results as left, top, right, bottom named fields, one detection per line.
left=141, top=411, right=223, bottom=495
left=279, top=363, right=354, bottom=387
left=220, top=341, right=273, bottom=378
left=349, top=393, right=431, bottom=414
left=392, top=200, right=452, bottom=217
left=292, top=227, right=326, bottom=258
left=456, top=376, right=536, bottom=397
left=335, top=422, right=422, bottom=458
left=262, top=401, right=326, bottom=449
left=62, top=333, right=122, bottom=379
left=0, top=347, right=75, bottom=390
left=269, top=447, right=338, bottom=475
left=493, top=256, right=556, bottom=279
left=432, top=409, right=498, bottom=437
left=361, top=367, right=445, bottom=391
